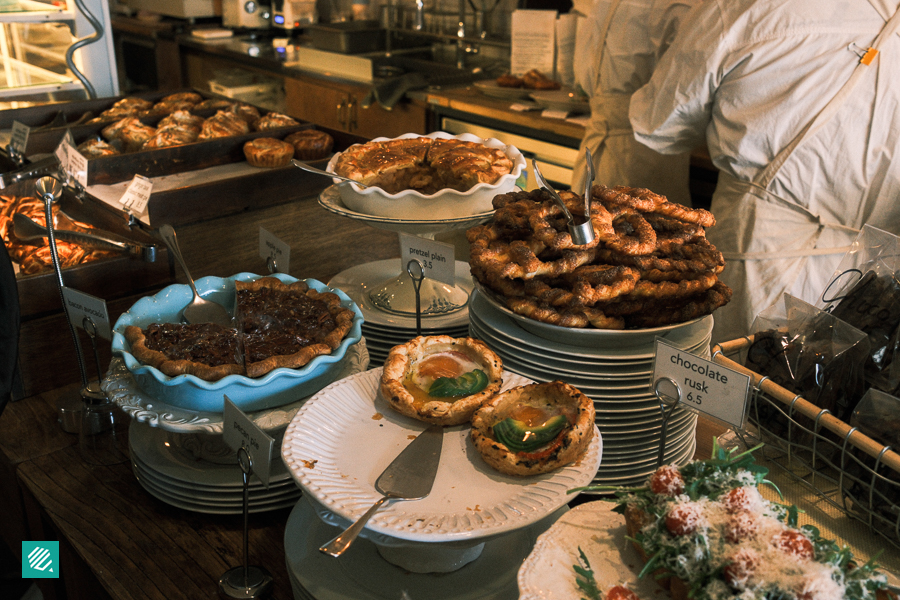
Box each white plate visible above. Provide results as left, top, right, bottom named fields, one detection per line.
left=285, top=497, right=563, bottom=600
left=329, top=259, right=474, bottom=330
left=529, top=89, right=590, bottom=114
left=129, top=420, right=292, bottom=488
left=473, top=79, right=533, bottom=100
left=105, top=341, right=369, bottom=434
left=319, top=185, right=495, bottom=235
left=281, top=368, right=603, bottom=543
left=518, top=499, right=665, bottom=600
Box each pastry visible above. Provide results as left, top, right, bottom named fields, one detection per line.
left=470, top=380, right=594, bottom=475
left=243, top=137, right=294, bottom=167
left=380, top=335, right=503, bottom=426
left=123, top=277, right=356, bottom=381
left=197, top=110, right=250, bottom=140
left=193, top=98, right=235, bottom=112
left=118, top=118, right=157, bottom=152
left=284, top=129, right=334, bottom=160
left=76, top=138, right=119, bottom=159
left=157, top=91, right=203, bottom=105
left=253, top=111, right=299, bottom=131
left=231, top=102, right=261, bottom=124
left=143, top=126, right=199, bottom=149
left=333, top=136, right=513, bottom=195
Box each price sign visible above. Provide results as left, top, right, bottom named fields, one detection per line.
left=119, top=175, right=152, bottom=218
left=399, top=232, right=455, bottom=286
left=55, top=137, right=87, bottom=187
left=61, top=287, right=111, bottom=340
left=259, top=227, right=290, bottom=274
left=223, top=396, right=275, bottom=488
left=652, top=339, right=751, bottom=429
left=10, top=121, right=30, bottom=153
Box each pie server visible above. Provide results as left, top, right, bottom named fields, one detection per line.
left=319, top=424, right=444, bottom=557
left=12, top=212, right=158, bottom=262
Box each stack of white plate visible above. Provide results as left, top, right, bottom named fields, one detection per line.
left=328, top=259, right=472, bottom=366
left=468, top=290, right=714, bottom=488
left=129, top=421, right=301, bottom=514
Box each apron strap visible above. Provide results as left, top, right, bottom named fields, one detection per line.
left=595, top=0, right=625, bottom=70
left=759, top=0, right=900, bottom=188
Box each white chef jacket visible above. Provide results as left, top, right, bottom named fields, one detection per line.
left=570, top=0, right=698, bottom=205
left=630, top=0, right=900, bottom=344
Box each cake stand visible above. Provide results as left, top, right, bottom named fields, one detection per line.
left=318, top=185, right=492, bottom=317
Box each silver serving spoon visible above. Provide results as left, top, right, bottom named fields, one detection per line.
left=158, top=224, right=232, bottom=327
left=291, top=159, right=370, bottom=188
left=532, top=159, right=595, bottom=246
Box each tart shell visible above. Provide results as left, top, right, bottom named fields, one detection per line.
left=379, top=335, right=504, bottom=426
left=470, top=380, right=595, bottom=476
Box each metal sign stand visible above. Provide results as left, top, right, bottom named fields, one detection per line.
left=653, top=377, right=684, bottom=468
left=218, top=446, right=273, bottom=599
left=266, top=255, right=278, bottom=274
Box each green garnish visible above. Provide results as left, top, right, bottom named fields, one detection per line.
left=574, top=547, right=602, bottom=600
left=493, top=414, right=567, bottom=453
left=428, top=369, right=488, bottom=397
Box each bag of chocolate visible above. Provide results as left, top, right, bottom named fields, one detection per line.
left=744, top=294, right=870, bottom=440
left=817, top=225, right=900, bottom=395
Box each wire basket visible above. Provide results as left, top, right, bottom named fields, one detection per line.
left=713, top=336, right=900, bottom=550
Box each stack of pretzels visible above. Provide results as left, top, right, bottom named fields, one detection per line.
left=466, top=186, right=731, bottom=329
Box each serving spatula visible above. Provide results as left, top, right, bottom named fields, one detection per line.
left=158, top=224, right=232, bottom=328
left=319, top=424, right=444, bottom=557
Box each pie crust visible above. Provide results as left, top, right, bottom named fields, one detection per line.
left=379, top=335, right=504, bottom=426
left=333, top=136, right=514, bottom=195
left=470, top=380, right=595, bottom=476
left=124, top=277, right=355, bottom=381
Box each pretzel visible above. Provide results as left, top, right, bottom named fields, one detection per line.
left=592, top=184, right=716, bottom=227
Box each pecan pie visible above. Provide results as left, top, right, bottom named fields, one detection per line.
left=124, top=277, right=355, bottom=381
left=333, top=136, right=514, bottom=195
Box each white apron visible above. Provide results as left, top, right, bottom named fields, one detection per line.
left=708, top=1, right=900, bottom=344
left=571, top=0, right=692, bottom=206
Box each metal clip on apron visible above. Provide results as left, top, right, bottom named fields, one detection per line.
left=715, top=1, right=900, bottom=328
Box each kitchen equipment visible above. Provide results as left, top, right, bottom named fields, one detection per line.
left=158, top=224, right=232, bottom=328
left=305, top=20, right=386, bottom=53
left=272, top=0, right=316, bottom=29
left=222, top=0, right=272, bottom=29
left=291, top=159, right=370, bottom=188
left=122, top=0, right=219, bottom=18
left=318, top=424, right=443, bottom=557
left=12, top=213, right=158, bottom=261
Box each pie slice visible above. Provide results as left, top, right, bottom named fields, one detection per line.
left=123, top=277, right=355, bottom=382
left=234, top=277, right=355, bottom=378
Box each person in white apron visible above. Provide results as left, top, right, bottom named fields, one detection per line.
left=571, top=0, right=699, bottom=205
left=629, top=0, right=900, bottom=344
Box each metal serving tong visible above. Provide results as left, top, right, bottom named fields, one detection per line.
left=12, top=212, right=158, bottom=262
left=531, top=154, right=595, bottom=246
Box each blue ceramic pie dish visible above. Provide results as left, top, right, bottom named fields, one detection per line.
left=111, top=272, right=363, bottom=413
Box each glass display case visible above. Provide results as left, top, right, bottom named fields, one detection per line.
left=0, top=0, right=118, bottom=107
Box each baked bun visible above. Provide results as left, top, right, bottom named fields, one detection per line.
left=157, top=109, right=204, bottom=133
left=231, top=102, right=261, bottom=124
left=76, top=138, right=119, bottom=159
left=253, top=112, right=299, bottom=131
left=118, top=118, right=157, bottom=152
left=470, top=380, right=595, bottom=476
left=243, top=137, right=294, bottom=168
left=379, top=335, right=503, bottom=426
left=198, top=110, right=250, bottom=140
left=158, top=92, right=203, bottom=105
left=143, top=127, right=198, bottom=149
left=194, top=98, right=235, bottom=112
left=285, top=129, right=334, bottom=160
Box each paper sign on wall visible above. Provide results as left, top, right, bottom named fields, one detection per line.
left=511, top=10, right=558, bottom=77
left=61, top=287, right=111, bottom=340
left=223, top=396, right=275, bottom=488
left=259, top=227, right=290, bottom=274
left=399, top=233, right=455, bottom=286
left=652, top=339, right=751, bottom=429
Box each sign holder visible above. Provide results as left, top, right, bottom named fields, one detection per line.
left=407, top=259, right=425, bottom=336
left=653, top=377, right=684, bottom=468
left=218, top=446, right=274, bottom=599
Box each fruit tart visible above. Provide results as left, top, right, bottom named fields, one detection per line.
left=470, top=380, right=595, bottom=476
left=379, top=335, right=503, bottom=426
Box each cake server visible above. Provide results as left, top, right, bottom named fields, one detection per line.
left=158, top=224, right=232, bottom=328
left=291, top=159, right=370, bottom=188
left=319, top=424, right=444, bottom=557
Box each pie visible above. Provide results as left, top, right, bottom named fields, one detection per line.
left=124, top=277, right=355, bottom=381
left=470, top=380, right=595, bottom=476
left=332, top=136, right=514, bottom=195
left=379, top=335, right=504, bottom=426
